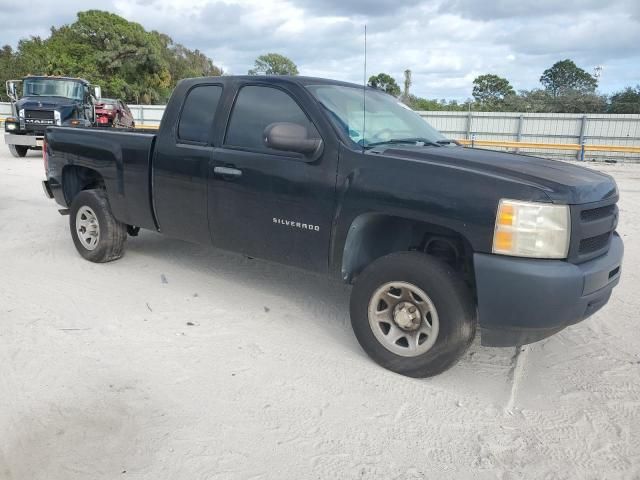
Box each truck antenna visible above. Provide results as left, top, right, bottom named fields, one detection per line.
left=362, top=24, right=367, bottom=153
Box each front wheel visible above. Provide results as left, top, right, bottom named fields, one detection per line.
left=69, top=189, right=127, bottom=262
left=8, top=145, right=28, bottom=157
left=350, top=252, right=476, bottom=378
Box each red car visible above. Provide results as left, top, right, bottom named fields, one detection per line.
left=95, top=98, right=135, bottom=128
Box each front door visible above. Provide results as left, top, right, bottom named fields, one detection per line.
left=209, top=84, right=338, bottom=272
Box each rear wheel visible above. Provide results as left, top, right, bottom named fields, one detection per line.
left=350, top=252, right=476, bottom=377
left=8, top=145, right=28, bottom=157
left=69, top=189, right=127, bottom=262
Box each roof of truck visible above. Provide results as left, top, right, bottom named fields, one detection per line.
left=23, top=75, right=91, bottom=84
left=180, top=75, right=368, bottom=89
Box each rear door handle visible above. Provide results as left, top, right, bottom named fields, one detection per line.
left=213, top=166, right=243, bottom=178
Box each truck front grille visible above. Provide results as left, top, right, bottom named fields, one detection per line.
left=25, top=110, right=55, bottom=120
left=569, top=199, right=618, bottom=263
left=23, top=110, right=55, bottom=132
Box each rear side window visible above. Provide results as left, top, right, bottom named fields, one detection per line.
left=225, top=85, right=314, bottom=152
left=177, top=85, right=223, bottom=144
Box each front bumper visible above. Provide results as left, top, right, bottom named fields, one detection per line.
left=475, top=233, right=623, bottom=347
left=4, top=133, right=43, bottom=147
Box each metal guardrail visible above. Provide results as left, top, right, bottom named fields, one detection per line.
left=2, top=110, right=639, bottom=160
left=457, top=139, right=640, bottom=154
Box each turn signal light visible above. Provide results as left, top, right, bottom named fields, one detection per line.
left=493, top=199, right=570, bottom=259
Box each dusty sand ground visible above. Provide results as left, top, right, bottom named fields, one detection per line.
left=0, top=149, right=638, bottom=480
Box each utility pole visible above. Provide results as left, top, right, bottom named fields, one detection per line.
left=403, top=69, right=412, bottom=101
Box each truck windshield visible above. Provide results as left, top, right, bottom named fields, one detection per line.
left=23, top=78, right=84, bottom=100
left=307, top=84, right=446, bottom=148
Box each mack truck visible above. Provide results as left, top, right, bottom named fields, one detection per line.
left=4, top=76, right=101, bottom=157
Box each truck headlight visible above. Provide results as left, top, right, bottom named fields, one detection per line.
left=4, top=117, right=19, bottom=132
left=493, top=199, right=570, bottom=259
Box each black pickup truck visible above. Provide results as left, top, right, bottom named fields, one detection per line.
left=42, top=76, right=623, bottom=377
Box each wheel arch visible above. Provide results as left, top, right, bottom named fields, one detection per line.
left=340, top=212, right=476, bottom=288
left=61, top=165, right=106, bottom=206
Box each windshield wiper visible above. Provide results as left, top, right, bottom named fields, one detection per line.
left=364, top=138, right=441, bottom=149
left=436, top=139, right=458, bottom=145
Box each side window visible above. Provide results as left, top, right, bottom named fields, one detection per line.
left=225, top=85, right=315, bottom=152
left=177, top=85, right=223, bottom=144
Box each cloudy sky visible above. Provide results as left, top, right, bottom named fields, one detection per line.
left=1, top=0, right=639, bottom=100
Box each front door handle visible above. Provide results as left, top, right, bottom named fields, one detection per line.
left=213, top=166, right=243, bottom=178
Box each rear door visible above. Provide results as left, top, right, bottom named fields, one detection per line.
left=152, top=83, right=223, bottom=244
left=208, top=83, right=339, bottom=272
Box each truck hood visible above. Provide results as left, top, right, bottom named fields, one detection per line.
left=16, top=96, right=81, bottom=125
left=380, top=145, right=617, bottom=204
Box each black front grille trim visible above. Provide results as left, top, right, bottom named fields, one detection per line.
left=579, top=232, right=611, bottom=254
left=568, top=197, right=618, bottom=264
left=581, top=205, right=615, bottom=222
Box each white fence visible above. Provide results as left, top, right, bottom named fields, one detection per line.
left=0, top=102, right=11, bottom=117
left=418, top=111, right=640, bottom=162
left=2, top=102, right=639, bottom=161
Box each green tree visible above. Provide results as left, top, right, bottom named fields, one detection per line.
left=368, top=73, right=401, bottom=96
left=153, top=31, right=222, bottom=100
left=472, top=74, right=515, bottom=106
left=404, top=94, right=443, bottom=110
left=402, top=94, right=471, bottom=112
left=60, top=10, right=172, bottom=103
left=550, top=90, right=607, bottom=113
left=501, top=88, right=606, bottom=114
left=248, top=53, right=298, bottom=75
left=0, top=10, right=222, bottom=104
left=0, top=46, right=20, bottom=100
left=608, top=86, right=640, bottom=113
left=540, top=59, right=598, bottom=97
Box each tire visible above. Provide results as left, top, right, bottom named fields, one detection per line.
left=8, top=144, right=28, bottom=157
left=69, top=189, right=127, bottom=263
left=350, top=252, right=476, bottom=378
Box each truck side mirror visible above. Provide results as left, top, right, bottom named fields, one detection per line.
left=6, top=81, right=17, bottom=101
left=263, top=122, right=322, bottom=155
left=93, top=86, right=102, bottom=100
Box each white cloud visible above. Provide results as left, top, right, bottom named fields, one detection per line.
left=0, top=0, right=638, bottom=100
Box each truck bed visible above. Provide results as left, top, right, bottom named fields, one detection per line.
left=46, top=126, right=158, bottom=230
